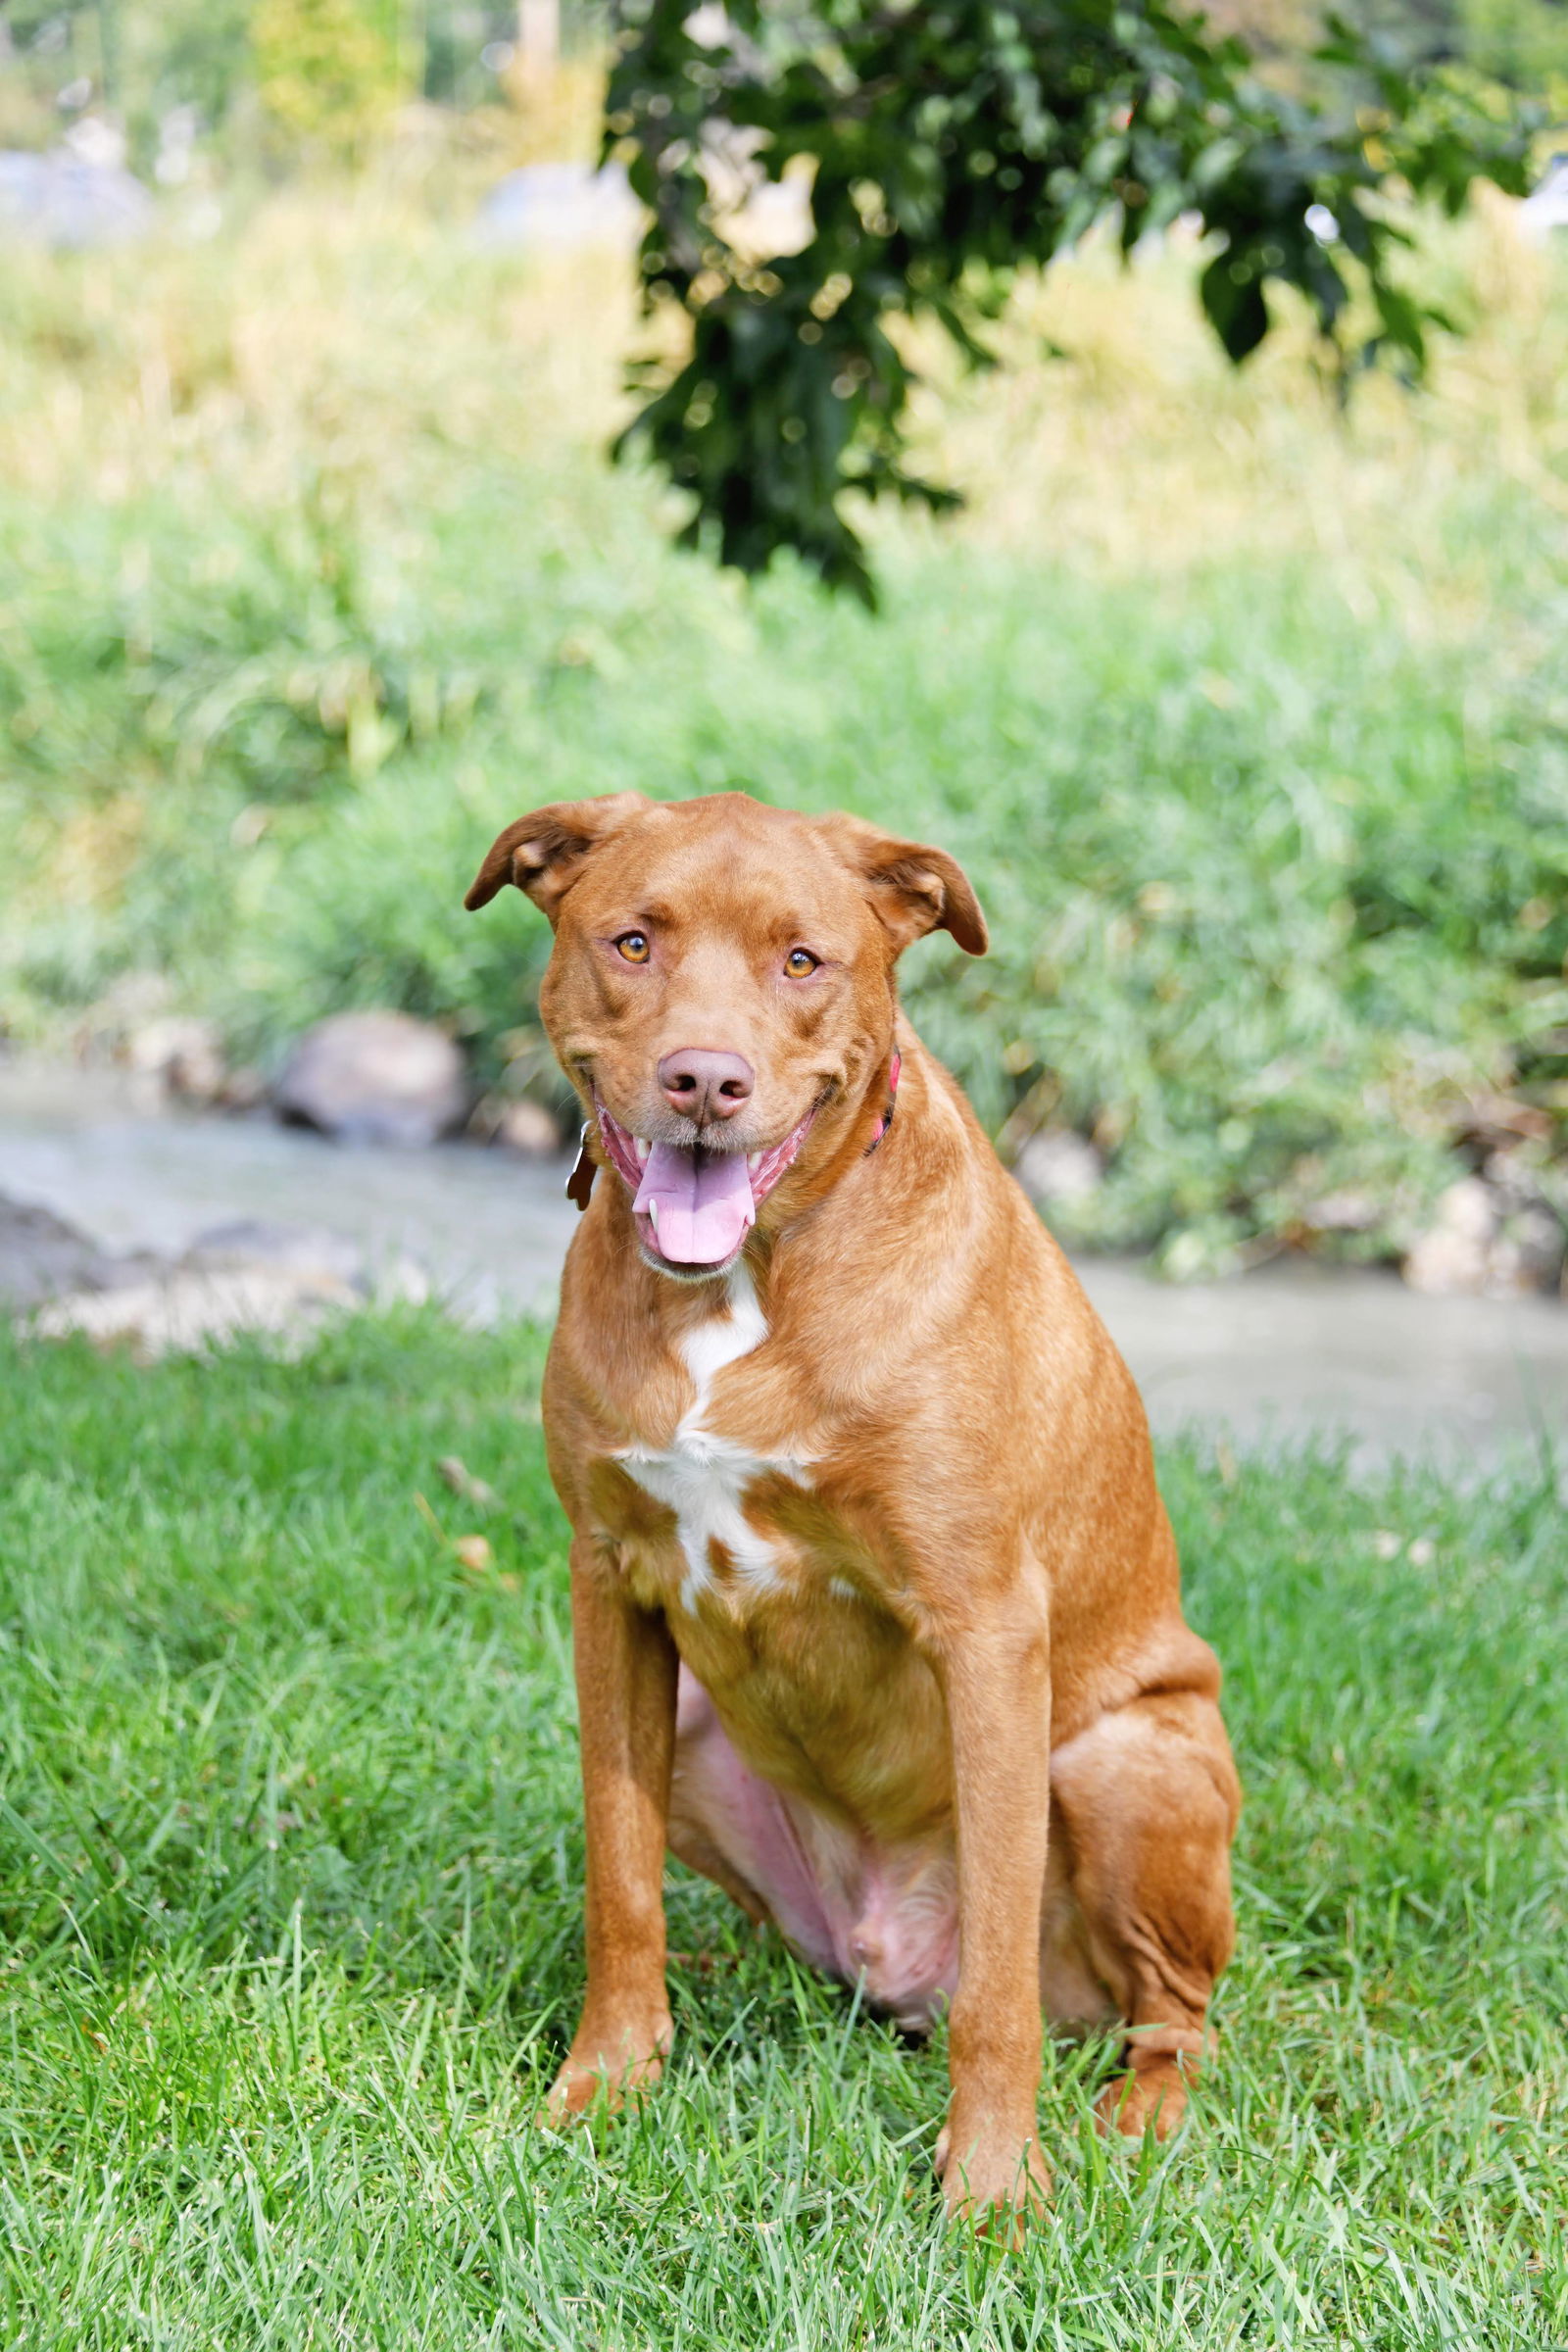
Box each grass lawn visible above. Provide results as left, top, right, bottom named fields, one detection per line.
left=0, top=1311, right=1564, bottom=2346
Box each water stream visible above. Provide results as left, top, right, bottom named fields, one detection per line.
left=3, top=1060, right=1564, bottom=1470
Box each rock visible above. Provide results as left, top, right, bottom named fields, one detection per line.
left=0, top=145, right=153, bottom=249
left=472, top=162, right=641, bottom=251
left=217, top=1065, right=269, bottom=1112
left=1478, top=1170, right=1566, bottom=1293
left=94, top=969, right=173, bottom=1030
left=17, top=1208, right=431, bottom=1359
left=1489, top=1204, right=1566, bottom=1297
left=0, top=1192, right=155, bottom=1312
left=1519, top=154, right=1568, bottom=244
left=181, top=1218, right=368, bottom=1289
left=1401, top=1174, right=1564, bottom=1298
left=124, top=1015, right=226, bottom=1103
left=1012, top=1128, right=1103, bottom=1208
left=183, top=1217, right=431, bottom=1307
left=274, top=1012, right=468, bottom=1148
left=29, top=1266, right=360, bottom=1360
left=490, top=1099, right=564, bottom=1157
left=1402, top=1179, right=1497, bottom=1295
left=1299, top=1189, right=1380, bottom=1236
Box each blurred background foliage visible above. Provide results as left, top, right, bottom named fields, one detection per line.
left=0, top=0, right=1559, bottom=169
left=0, top=1, right=1564, bottom=1276
left=0, top=0, right=605, bottom=170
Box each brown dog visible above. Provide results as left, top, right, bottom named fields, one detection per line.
left=466, top=790, right=1240, bottom=2228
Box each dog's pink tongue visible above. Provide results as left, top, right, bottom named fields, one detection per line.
left=633, top=1144, right=755, bottom=1264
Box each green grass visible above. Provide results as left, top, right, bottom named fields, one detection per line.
left=1, top=1311, right=1564, bottom=2347
left=1, top=201, right=1566, bottom=1273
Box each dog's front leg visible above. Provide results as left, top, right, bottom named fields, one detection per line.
left=543, top=1537, right=679, bottom=2124
left=933, top=1576, right=1054, bottom=2234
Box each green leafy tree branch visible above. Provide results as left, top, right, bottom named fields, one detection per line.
left=606, top=1, right=1545, bottom=600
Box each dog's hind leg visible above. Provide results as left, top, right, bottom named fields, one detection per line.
left=1049, top=1668, right=1241, bottom=2140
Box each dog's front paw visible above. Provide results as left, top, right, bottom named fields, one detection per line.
left=934, top=2117, right=1052, bottom=2241
left=539, top=2009, right=673, bottom=2127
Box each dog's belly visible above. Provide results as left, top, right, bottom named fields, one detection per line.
left=671, top=1668, right=1118, bottom=2034
left=673, top=1665, right=960, bottom=2030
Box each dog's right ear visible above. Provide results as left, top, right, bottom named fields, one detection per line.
left=464, top=793, right=651, bottom=923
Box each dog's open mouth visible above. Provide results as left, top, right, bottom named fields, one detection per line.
left=595, top=1100, right=815, bottom=1272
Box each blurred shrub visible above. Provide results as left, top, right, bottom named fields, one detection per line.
left=1448, top=0, right=1568, bottom=93
left=252, top=0, right=407, bottom=163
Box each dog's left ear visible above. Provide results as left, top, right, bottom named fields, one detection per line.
left=816, top=813, right=988, bottom=957
left=465, top=793, right=651, bottom=923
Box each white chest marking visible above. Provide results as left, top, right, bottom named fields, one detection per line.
left=619, top=1265, right=806, bottom=1610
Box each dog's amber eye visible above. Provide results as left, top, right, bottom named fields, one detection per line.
left=614, top=932, right=651, bottom=964
left=785, top=948, right=819, bottom=977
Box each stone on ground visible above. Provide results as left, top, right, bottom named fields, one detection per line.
left=0, top=1193, right=158, bottom=1312
left=275, top=1012, right=468, bottom=1148
left=5, top=1194, right=429, bottom=1359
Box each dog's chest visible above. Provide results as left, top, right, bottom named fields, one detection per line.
left=615, top=1267, right=813, bottom=1613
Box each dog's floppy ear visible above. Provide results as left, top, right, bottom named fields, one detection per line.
left=814, top=812, right=988, bottom=957
left=465, top=793, right=652, bottom=923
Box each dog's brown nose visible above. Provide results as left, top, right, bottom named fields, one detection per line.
left=658, top=1048, right=755, bottom=1125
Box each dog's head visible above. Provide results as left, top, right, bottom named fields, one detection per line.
left=466, top=791, right=986, bottom=1282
